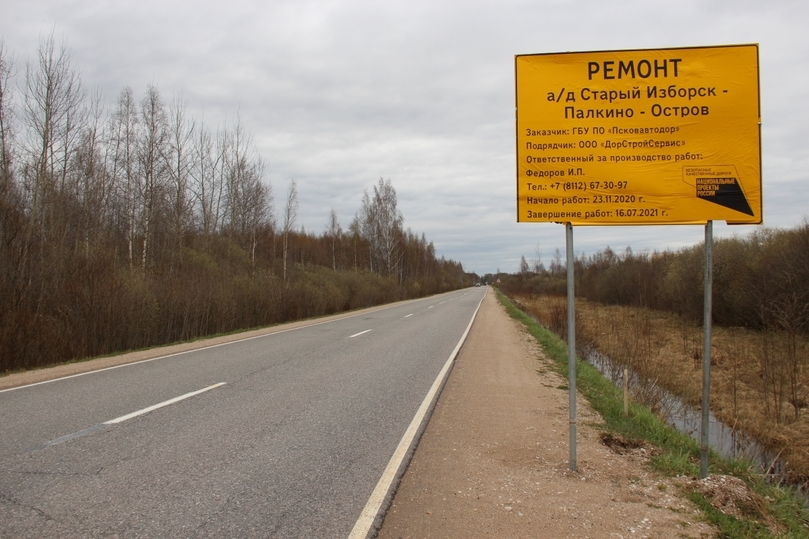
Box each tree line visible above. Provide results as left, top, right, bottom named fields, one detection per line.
left=498, top=222, right=809, bottom=336
left=497, top=222, right=809, bottom=425
left=0, top=35, right=469, bottom=372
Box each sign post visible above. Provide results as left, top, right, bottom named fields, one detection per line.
left=701, top=221, right=714, bottom=478
left=566, top=222, right=577, bottom=472
left=515, top=45, right=761, bottom=475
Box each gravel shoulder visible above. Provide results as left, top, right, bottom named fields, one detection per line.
left=377, top=290, right=716, bottom=539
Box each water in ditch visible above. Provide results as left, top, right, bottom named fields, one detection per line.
left=514, top=302, right=792, bottom=482
left=584, top=347, right=784, bottom=475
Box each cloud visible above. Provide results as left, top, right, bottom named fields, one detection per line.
left=2, top=0, right=807, bottom=274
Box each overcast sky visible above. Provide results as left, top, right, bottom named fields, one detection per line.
left=2, top=0, right=807, bottom=275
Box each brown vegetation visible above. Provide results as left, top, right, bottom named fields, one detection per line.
left=509, top=294, right=809, bottom=482
left=496, top=221, right=809, bottom=481
left=0, top=35, right=470, bottom=373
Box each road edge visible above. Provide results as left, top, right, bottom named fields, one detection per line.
left=347, top=288, right=488, bottom=539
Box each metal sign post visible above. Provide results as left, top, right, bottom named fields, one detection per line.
left=566, top=223, right=577, bottom=471
left=701, top=221, right=714, bottom=478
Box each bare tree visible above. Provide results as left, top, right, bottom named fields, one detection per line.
left=190, top=119, right=222, bottom=238
left=519, top=255, right=530, bottom=274
left=356, top=189, right=376, bottom=272
left=72, top=87, right=109, bottom=255
left=242, top=163, right=272, bottom=266
left=0, top=39, right=14, bottom=194
left=281, top=179, right=298, bottom=282
left=21, top=31, right=85, bottom=240
left=372, top=178, right=403, bottom=276
left=221, top=115, right=273, bottom=264
left=166, top=94, right=195, bottom=268
left=326, top=208, right=341, bottom=271
left=137, top=84, right=169, bottom=271
left=0, top=39, right=24, bottom=313
left=0, top=39, right=19, bottom=234
left=108, top=87, right=138, bottom=266
left=532, top=243, right=545, bottom=273
left=348, top=217, right=361, bottom=272
left=18, top=31, right=86, bottom=311
left=223, top=115, right=246, bottom=238
left=356, top=178, right=403, bottom=276
left=549, top=248, right=564, bottom=276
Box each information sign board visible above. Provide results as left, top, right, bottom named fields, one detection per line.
left=515, top=45, right=761, bottom=225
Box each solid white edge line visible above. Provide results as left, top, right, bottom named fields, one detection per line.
left=348, top=330, right=372, bottom=339
left=347, top=289, right=487, bottom=539
left=104, top=382, right=226, bottom=425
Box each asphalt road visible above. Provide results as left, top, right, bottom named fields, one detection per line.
left=0, top=287, right=487, bottom=539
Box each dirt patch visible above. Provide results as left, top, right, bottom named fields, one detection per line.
left=600, top=432, right=661, bottom=459
left=686, top=475, right=763, bottom=520
left=378, top=291, right=714, bottom=538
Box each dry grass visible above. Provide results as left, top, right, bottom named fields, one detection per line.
left=514, top=294, right=809, bottom=482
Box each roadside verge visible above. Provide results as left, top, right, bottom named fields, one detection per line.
left=377, top=289, right=715, bottom=538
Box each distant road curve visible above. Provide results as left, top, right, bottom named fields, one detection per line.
left=0, top=287, right=486, bottom=538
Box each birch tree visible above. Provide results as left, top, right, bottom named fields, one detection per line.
left=0, top=39, right=19, bottom=240
left=108, top=87, right=138, bottom=266
left=237, top=159, right=272, bottom=266
left=357, top=178, right=403, bottom=276
left=21, top=31, right=85, bottom=249
left=72, top=87, right=109, bottom=255
left=222, top=116, right=273, bottom=264
left=356, top=189, right=376, bottom=272
left=190, top=120, right=222, bottom=238
left=326, top=208, right=341, bottom=271
left=167, top=94, right=194, bottom=267
left=18, top=32, right=85, bottom=313
left=137, top=84, right=168, bottom=271
left=0, top=39, right=14, bottom=198
left=282, top=179, right=297, bottom=282
left=0, top=40, right=24, bottom=312
left=372, top=178, right=403, bottom=275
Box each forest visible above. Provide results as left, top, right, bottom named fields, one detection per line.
left=0, top=36, right=470, bottom=373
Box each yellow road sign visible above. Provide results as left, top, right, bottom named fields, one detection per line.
left=515, top=45, right=761, bottom=225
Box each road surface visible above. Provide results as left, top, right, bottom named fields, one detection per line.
left=0, top=288, right=486, bottom=538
